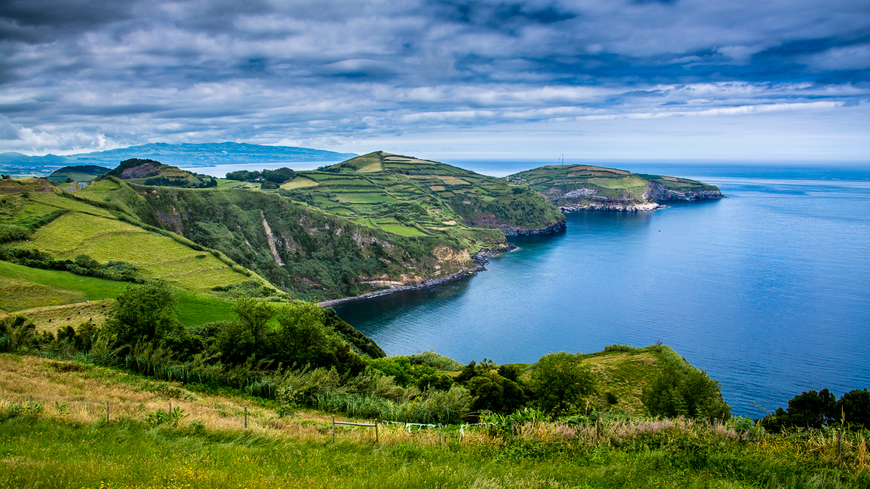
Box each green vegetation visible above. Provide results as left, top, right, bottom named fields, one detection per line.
left=505, top=164, right=721, bottom=209
left=45, top=164, right=110, bottom=183
left=283, top=152, right=565, bottom=242
left=101, top=158, right=217, bottom=188
left=111, top=180, right=475, bottom=301
left=1, top=353, right=868, bottom=489
left=761, top=388, right=870, bottom=432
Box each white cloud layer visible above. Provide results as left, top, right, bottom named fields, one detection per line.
left=0, top=0, right=868, bottom=161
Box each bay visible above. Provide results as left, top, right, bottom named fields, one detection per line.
left=334, top=163, right=870, bottom=417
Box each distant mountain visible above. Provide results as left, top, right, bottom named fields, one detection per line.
left=0, top=143, right=357, bottom=175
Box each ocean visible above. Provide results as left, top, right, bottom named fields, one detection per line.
left=332, top=162, right=870, bottom=417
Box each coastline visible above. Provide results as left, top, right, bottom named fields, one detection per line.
left=318, top=245, right=517, bottom=309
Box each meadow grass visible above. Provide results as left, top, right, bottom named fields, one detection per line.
left=378, top=224, right=430, bottom=237
left=0, top=260, right=236, bottom=328
left=1, top=354, right=868, bottom=488
left=0, top=260, right=128, bottom=312
left=16, top=211, right=248, bottom=294
left=281, top=176, right=319, bottom=189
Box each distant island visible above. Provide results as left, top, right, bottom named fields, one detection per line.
left=0, top=142, right=358, bottom=176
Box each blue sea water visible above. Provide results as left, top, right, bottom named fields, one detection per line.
left=334, top=163, right=870, bottom=417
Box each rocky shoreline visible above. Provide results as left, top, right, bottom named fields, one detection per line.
left=558, top=186, right=724, bottom=213
left=500, top=220, right=567, bottom=236
left=318, top=245, right=517, bottom=309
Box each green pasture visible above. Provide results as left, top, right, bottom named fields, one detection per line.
left=378, top=224, right=429, bottom=237
left=0, top=260, right=128, bottom=312
left=13, top=211, right=248, bottom=294
left=0, top=259, right=236, bottom=327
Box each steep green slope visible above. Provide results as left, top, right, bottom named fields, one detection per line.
left=121, top=183, right=480, bottom=301
left=506, top=165, right=723, bottom=211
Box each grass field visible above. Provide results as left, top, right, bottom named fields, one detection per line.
left=1, top=353, right=867, bottom=489
left=0, top=260, right=238, bottom=328
left=13, top=211, right=248, bottom=294
left=0, top=260, right=128, bottom=312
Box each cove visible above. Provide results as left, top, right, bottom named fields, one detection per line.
left=334, top=166, right=870, bottom=417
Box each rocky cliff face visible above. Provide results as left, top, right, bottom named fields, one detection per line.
left=550, top=182, right=723, bottom=212
left=643, top=182, right=724, bottom=202
left=499, top=220, right=567, bottom=236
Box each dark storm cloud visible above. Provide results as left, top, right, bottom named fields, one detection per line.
left=0, top=0, right=868, bottom=156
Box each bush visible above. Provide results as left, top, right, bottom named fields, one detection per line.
left=642, top=365, right=731, bottom=421
left=0, top=224, right=30, bottom=243
left=0, top=315, right=38, bottom=352
left=408, top=350, right=464, bottom=371
left=104, top=282, right=181, bottom=346
left=529, top=352, right=597, bottom=416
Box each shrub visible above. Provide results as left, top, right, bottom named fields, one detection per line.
left=408, top=350, right=464, bottom=371
left=0, top=224, right=30, bottom=243
left=642, top=365, right=731, bottom=421
left=104, top=282, right=181, bottom=346
left=529, top=352, right=597, bottom=417
left=0, top=315, right=38, bottom=352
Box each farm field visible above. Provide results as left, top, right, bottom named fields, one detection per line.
left=0, top=260, right=237, bottom=329
left=279, top=152, right=565, bottom=248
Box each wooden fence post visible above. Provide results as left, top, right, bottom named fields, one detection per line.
left=244, top=407, right=248, bottom=429
left=375, top=420, right=379, bottom=444
left=106, top=401, right=109, bottom=423
left=332, top=416, right=335, bottom=443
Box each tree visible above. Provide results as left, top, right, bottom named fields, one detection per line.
left=272, top=301, right=341, bottom=368
left=786, top=389, right=837, bottom=428
left=233, top=297, right=274, bottom=341
left=838, top=389, right=870, bottom=429
left=104, top=282, right=180, bottom=345
left=467, top=373, right=526, bottom=414
left=529, top=352, right=597, bottom=416
left=642, top=365, right=731, bottom=421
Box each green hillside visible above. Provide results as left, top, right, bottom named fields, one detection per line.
left=46, top=165, right=110, bottom=183
left=505, top=165, right=723, bottom=211
left=285, top=152, right=566, bottom=238
left=100, top=158, right=218, bottom=188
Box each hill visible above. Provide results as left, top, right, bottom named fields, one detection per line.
left=100, top=158, right=218, bottom=188
left=505, top=165, right=723, bottom=211
left=46, top=165, right=111, bottom=183
left=286, top=151, right=566, bottom=238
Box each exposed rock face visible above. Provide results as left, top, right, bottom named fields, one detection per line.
left=432, top=245, right=472, bottom=264
left=499, top=220, right=567, bottom=236
left=261, top=210, right=285, bottom=266
left=643, top=182, right=724, bottom=202
left=560, top=202, right=662, bottom=212
left=118, top=163, right=159, bottom=179
left=320, top=245, right=518, bottom=308
left=549, top=182, right=723, bottom=212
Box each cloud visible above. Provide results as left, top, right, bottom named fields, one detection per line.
left=0, top=0, right=867, bottom=158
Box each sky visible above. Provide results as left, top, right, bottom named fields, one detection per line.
left=1, top=0, right=868, bottom=162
